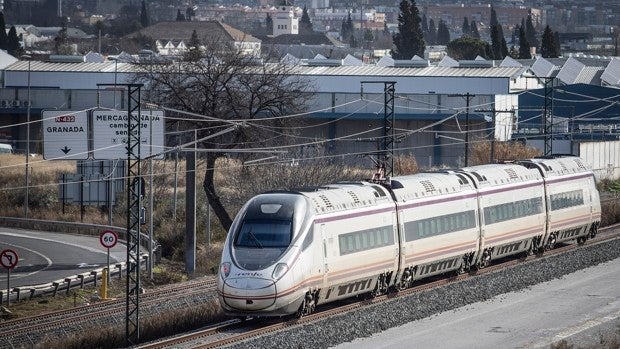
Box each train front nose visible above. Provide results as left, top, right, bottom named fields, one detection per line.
left=221, top=277, right=276, bottom=311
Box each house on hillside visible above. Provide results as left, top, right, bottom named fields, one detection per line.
left=122, top=21, right=261, bottom=56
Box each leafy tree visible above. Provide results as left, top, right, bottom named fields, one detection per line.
left=391, top=0, right=425, bottom=59
left=176, top=9, right=185, bottom=21
left=140, top=0, right=149, bottom=28
left=447, top=36, right=489, bottom=60
left=300, top=5, right=313, bottom=34
left=421, top=13, right=428, bottom=34
left=0, top=12, right=8, bottom=51
left=525, top=12, right=538, bottom=49
left=7, top=26, right=23, bottom=57
left=518, top=25, right=531, bottom=59
left=134, top=36, right=313, bottom=230
left=470, top=20, right=480, bottom=39
left=436, top=19, right=450, bottom=45
left=540, top=25, right=559, bottom=58
left=462, top=16, right=470, bottom=36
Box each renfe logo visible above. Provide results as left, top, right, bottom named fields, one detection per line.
left=55, top=115, right=75, bottom=122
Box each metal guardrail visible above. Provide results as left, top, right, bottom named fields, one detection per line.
left=0, top=217, right=160, bottom=304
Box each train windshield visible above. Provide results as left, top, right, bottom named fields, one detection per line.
left=231, top=196, right=303, bottom=271
left=234, top=219, right=292, bottom=248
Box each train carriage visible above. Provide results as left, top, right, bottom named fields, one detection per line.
left=459, top=164, right=547, bottom=266
left=218, top=183, right=399, bottom=317
left=390, top=172, right=481, bottom=287
left=218, top=192, right=318, bottom=317
left=518, top=157, right=601, bottom=248
left=311, top=183, right=398, bottom=304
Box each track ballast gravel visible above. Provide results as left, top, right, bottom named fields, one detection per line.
left=225, top=238, right=620, bottom=349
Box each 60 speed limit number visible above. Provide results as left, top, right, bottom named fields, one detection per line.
left=99, top=230, right=118, bottom=249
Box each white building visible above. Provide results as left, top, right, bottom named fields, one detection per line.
left=272, top=5, right=299, bottom=37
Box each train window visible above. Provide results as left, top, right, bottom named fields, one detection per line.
left=301, top=228, right=313, bottom=251
left=483, top=197, right=543, bottom=225
left=403, top=210, right=476, bottom=241
left=338, top=226, right=394, bottom=255
left=550, top=190, right=584, bottom=211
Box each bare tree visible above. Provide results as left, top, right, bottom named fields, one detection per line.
left=134, top=35, right=313, bottom=231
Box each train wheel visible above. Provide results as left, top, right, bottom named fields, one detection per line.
left=477, top=250, right=491, bottom=269
left=546, top=233, right=557, bottom=250
left=296, top=292, right=316, bottom=318
left=577, top=236, right=587, bottom=245
left=589, top=223, right=598, bottom=239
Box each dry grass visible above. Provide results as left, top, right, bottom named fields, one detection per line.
left=470, top=140, right=541, bottom=165
left=31, top=277, right=226, bottom=349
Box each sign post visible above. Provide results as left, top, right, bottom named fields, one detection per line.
left=42, top=110, right=89, bottom=160
left=1, top=249, right=19, bottom=306
left=100, top=230, right=118, bottom=285
left=92, top=109, right=165, bottom=160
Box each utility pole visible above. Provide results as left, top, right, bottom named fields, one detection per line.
left=98, top=82, right=144, bottom=345
left=543, top=77, right=554, bottom=156
left=449, top=93, right=475, bottom=167
left=361, top=81, right=396, bottom=182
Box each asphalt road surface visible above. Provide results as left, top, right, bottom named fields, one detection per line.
left=0, top=228, right=125, bottom=288
left=334, top=258, right=620, bottom=349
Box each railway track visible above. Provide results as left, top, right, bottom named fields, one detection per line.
left=137, top=224, right=620, bottom=349
left=1, top=225, right=618, bottom=349
left=0, top=278, right=217, bottom=348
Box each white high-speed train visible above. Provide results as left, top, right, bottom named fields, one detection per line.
left=217, top=156, right=601, bottom=317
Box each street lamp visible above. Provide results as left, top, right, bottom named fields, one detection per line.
left=21, top=54, right=31, bottom=218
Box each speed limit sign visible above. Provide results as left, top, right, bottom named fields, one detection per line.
left=100, top=230, right=118, bottom=249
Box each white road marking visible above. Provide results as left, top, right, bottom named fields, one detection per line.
left=0, top=241, right=53, bottom=280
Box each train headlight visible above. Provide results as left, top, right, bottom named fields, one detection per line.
left=272, top=263, right=289, bottom=280
left=220, top=262, right=231, bottom=279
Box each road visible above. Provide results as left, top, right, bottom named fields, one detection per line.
left=334, top=257, right=620, bottom=349
left=0, top=228, right=125, bottom=288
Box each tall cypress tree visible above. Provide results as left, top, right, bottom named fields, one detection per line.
left=490, top=6, right=507, bottom=59
left=266, top=13, right=273, bottom=35
left=7, top=26, right=22, bottom=57
left=518, top=25, right=531, bottom=59
left=176, top=9, right=185, bottom=21
left=462, top=16, right=470, bottom=36
left=300, top=5, right=313, bottom=34
left=470, top=20, right=480, bottom=39
left=391, top=0, right=425, bottom=59
left=525, top=12, right=538, bottom=49
left=437, top=19, right=450, bottom=45
left=341, top=12, right=354, bottom=44
left=0, top=12, right=8, bottom=51
left=140, top=0, right=150, bottom=28
left=540, top=25, right=559, bottom=58
left=427, top=18, right=436, bottom=45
